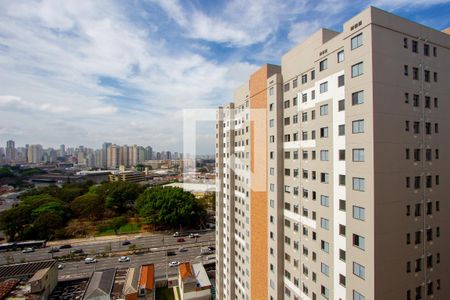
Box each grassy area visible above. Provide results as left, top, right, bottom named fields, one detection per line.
left=96, top=222, right=141, bottom=236
left=155, top=287, right=175, bottom=300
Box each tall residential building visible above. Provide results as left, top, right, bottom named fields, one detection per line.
left=27, top=144, right=43, bottom=164
left=102, top=142, right=112, bottom=168
left=215, top=7, right=450, bottom=300
left=5, top=140, right=16, bottom=162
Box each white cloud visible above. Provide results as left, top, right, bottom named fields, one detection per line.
left=287, top=21, right=322, bottom=44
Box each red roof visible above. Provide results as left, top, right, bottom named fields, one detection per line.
left=139, top=264, right=154, bottom=290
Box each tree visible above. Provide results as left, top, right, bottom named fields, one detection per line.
left=136, top=187, right=206, bottom=229
left=96, top=182, right=144, bottom=214
left=70, top=194, right=105, bottom=220
left=109, top=216, right=127, bottom=235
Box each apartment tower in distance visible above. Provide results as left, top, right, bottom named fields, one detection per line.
left=215, top=6, right=450, bottom=300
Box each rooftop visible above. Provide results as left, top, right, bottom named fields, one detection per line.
left=138, top=264, right=154, bottom=290
left=83, top=268, right=116, bottom=300
left=0, top=260, right=55, bottom=281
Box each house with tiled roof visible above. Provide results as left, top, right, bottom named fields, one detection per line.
left=178, top=263, right=211, bottom=300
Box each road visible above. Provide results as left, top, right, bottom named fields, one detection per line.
left=0, top=230, right=215, bottom=280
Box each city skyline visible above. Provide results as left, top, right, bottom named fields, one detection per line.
left=1, top=1, right=449, bottom=154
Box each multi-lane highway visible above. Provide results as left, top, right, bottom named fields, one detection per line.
left=0, top=230, right=215, bottom=280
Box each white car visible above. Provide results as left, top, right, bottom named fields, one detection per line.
left=173, top=232, right=180, bottom=237
left=84, top=257, right=97, bottom=264
left=57, top=264, right=64, bottom=270
left=22, top=247, right=34, bottom=253
left=118, top=256, right=130, bottom=262
left=169, top=261, right=180, bottom=267
left=189, top=233, right=200, bottom=238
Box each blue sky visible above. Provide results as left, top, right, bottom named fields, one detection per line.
left=0, top=0, right=449, bottom=154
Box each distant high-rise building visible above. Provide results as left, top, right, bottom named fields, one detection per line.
left=145, top=146, right=153, bottom=160
left=27, top=144, right=43, bottom=164
left=102, top=142, right=112, bottom=168
left=5, top=140, right=16, bottom=162
left=216, top=7, right=450, bottom=300
left=59, top=144, right=66, bottom=157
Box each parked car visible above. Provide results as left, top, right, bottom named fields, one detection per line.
left=177, top=238, right=185, bottom=243
left=201, top=247, right=213, bottom=255
left=166, top=251, right=176, bottom=256
left=48, top=247, right=60, bottom=253
left=84, top=257, right=97, bottom=264
left=169, top=261, right=180, bottom=267
left=22, top=247, right=34, bottom=253
left=179, top=247, right=188, bottom=252
left=122, top=240, right=131, bottom=246
left=173, top=232, right=180, bottom=237
left=70, top=249, right=83, bottom=254
left=57, top=264, right=64, bottom=270
left=118, top=256, right=130, bottom=262
left=59, top=244, right=72, bottom=249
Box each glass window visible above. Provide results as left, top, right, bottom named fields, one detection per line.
left=352, top=148, right=365, bottom=162
left=321, top=263, right=330, bottom=276
left=337, top=50, right=344, bottom=62
left=320, top=150, right=329, bottom=161
left=352, top=62, right=364, bottom=77
left=320, top=104, right=328, bottom=116
left=338, top=99, right=345, bottom=111
left=352, top=177, right=365, bottom=191
left=352, top=119, right=364, bottom=133
left=352, top=90, right=364, bottom=105
left=353, top=290, right=365, bottom=300
left=353, top=262, right=365, bottom=279
left=320, top=195, right=329, bottom=206
left=319, top=59, right=328, bottom=71
left=338, top=124, right=345, bottom=136
left=320, top=82, right=328, bottom=93
left=320, top=218, right=329, bottom=230
left=353, top=206, right=365, bottom=220
left=338, top=74, right=345, bottom=87
left=353, top=234, right=365, bottom=250
left=351, top=33, right=363, bottom=50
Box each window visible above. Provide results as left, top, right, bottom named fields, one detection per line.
left=321, top=240, right=329, bottom=253
left=293, top=78, right=298, bottom=88
left=434, top=72, right=438, bottom=82
left=352, top=119, right=364, bottom=133
left=269, top=87, right=274, bottom=96
left=337, top=50, right=345, bottom=62
left=319, top=59, right=328, bottom=71
left=339, top=224, right=346, bottom=236
left=412, top=40, right=418, bottom=53
left=351, top=33, right=363, bottom=49
left=353, top=262, right=365, bottom=279
left=338, top=99, right=345, bottom=111
left=413, top=121, right=420, bottom=134
left=339, top=274, right=346, bottom=287
left=293, top=114, right=298, bottom=124
left=403, top=37, right=408, bottom=48
left=269, top=135, right=275, bottom=143
left=284, top=83, right=290, bottom=92
left=424, top=44, right=430, bottom=56
left=352, top=90, right=364, bottom=105
left=352, top=148, right=364, bottom=162
left=353, top=177, right=365, bottom=191
left=413, top=67, right=419, bottom=80
left=321, top=285, right=329, bottom=300
left=339, top=175, right=346, bottom=185
left=413, top=94, right=419, bottom=107
left=320, top=150, right=329, bottom=161
left=301, top=74, right=307, bottom=84
left=321, top=263, right=330, bottom=276
left=320, top=195, right=329, bottom=207
left=352, top=62, right=364, bottom=77
left=338, top=124, right=345, bottom=136
left=302, top=93, right=307, bottom=102
left=320, top=127, right=329, bottom=138
left=284, top=117, right=290, bottom=125
left=433, top=46, right=437, bottom=57
left=404, top=65, right=409, bottom=76
left=320, top=82, right=328, bottom=93
left=353, top=234, right=365, bottom=250
left=338, top=74, right=345, bottom=87
left=353, top=206, right=365, bottom=221
left=320, top=104, right=328, bottom=116
left=424, top=70, right=430, bottom=82
left=293, top=96, right=298, bottom=106
left=339, top=199, right=346, bottom=211
left=320, top=218, right=329, bottom=230
left=269, top=119, right=274, bottom=128
left=405, top=92, right=409, bottom=103
left=339, top=249, right=346, bottom=261
left=284, top=100, right=290, bottom=109
left=339, top=149, right=345, bottom=160
left=353, top=290, right=365, bottom=300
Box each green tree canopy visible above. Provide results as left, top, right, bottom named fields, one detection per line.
left=96, top=181, right=144, bottom=214
left=136, top=187, right=206, bottom=229
left=70, top=194, right=105, bottom=220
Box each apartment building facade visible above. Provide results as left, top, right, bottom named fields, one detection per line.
left=215, top=6, right=450, bottom=300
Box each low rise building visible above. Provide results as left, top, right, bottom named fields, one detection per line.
left=178, top=263, right=211, bottom=300
left=123, top=264, right=155, bottom=300
left=108, top=171, right=145, bottom=183
left=83, top=268, right=116, bottom=300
